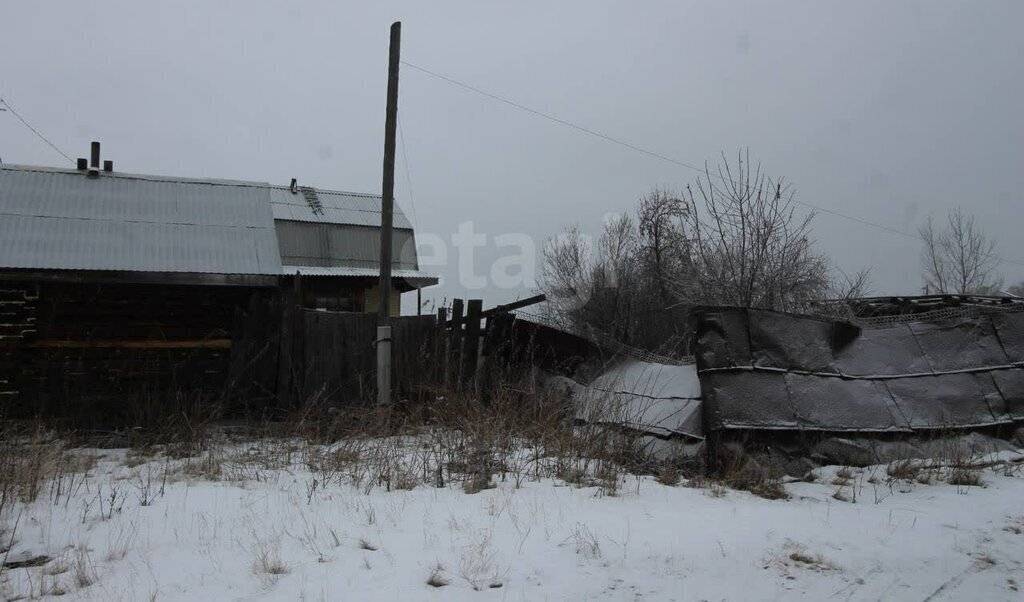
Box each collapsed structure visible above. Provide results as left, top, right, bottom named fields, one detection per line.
left=543, top=296, right=1024, bottom=463
left=693, top=305, right=1024, bottom=434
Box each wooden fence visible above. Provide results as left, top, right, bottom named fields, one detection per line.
left=225, top=293, right=535, bottom=412
left=0, top=280, right=555, bottom=422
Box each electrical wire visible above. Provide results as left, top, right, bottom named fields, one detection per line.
left=400, top=61, right=1024, bottom=268
left=397, top=110, right=419, bottom=230
left=0, top=98, right=75, bottom=165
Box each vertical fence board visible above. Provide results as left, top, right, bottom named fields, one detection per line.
left=450, top=299, right=465, bottom=383
left=436, top=307, right=448, bottom=384
left=391, top=314, right=438, bottom=399
left=463, top=299, right=483, bottom=384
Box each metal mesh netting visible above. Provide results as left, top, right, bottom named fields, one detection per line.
left=809, top=297, right=1024, bottom=328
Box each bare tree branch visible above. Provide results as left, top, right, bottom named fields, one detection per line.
left=918, top=207, right=1002, bottom=294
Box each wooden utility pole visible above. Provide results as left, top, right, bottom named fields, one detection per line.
left=376, top=21, right=401, bottom=405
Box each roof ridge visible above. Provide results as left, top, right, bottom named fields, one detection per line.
left=0, top=163, right=381, bottom=198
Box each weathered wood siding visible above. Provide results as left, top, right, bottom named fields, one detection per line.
left=0, top=280, right=251, bottom=422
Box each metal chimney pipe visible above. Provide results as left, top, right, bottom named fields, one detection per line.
left=90, top=142, right=100, bottom=168
left=103, top=160, right=113, bottom=172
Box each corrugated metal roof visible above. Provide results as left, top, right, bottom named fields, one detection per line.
left=0, top=165, right=281, bottom=274
left=0, top=164, right=429, bottom=283
left=283, top=265, right=438, bottom=285
left=269, top=187, right=413, bottom=229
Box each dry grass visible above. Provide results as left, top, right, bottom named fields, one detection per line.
left=706, top=482, right=727, bottom=498
left=709, top=443, right=790, bottom=500
left=73, top=545, right=97, bottom=588
left=167, top=451, right=223, bottom=482
left=0, top=431, right=65, bottom=505
left=946, top=468, right=984, bottom=487
left=462, top=474, right=495, bottom=495
left=788, top=550, right=838, bottom=571
left=916, top=470, right=936, bottom=485
left=252, top=538, right=289, bottom=578
left=357, top=538, right=378, bottom=552
left=564, top=523, right=602, bottom=559
left=458, top=529, right=503, bottom=591
left=832, top=488, right=853, bottom=503
left=43, top=557, right=71, bottom=576
left=886, top=459, right=920, bottom=481
left=767, top=541, right=840, bottom=574
left=729, top=471, right=788, bottom=501
left=0, top=370, right=690, bottom=521
left=656, top=464, right=680, bottom=486
left=426, top=562, right=449, bottom=588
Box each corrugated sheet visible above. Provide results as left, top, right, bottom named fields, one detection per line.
left=269, top=187, right=413, bottom=229
left=0, top=165, right=281, bottom=274
left=573, top=359, right=703, bottom=439
left=275, top=221, right=419, bottom=270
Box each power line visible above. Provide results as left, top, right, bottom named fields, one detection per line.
left=397, top=110, right=419, bottom=230
left=401, top=61, right=1024, bottom=268
left=401, top=61, right=708, bottom=174
left=401, top=61, right=913, bottom=237
left=0, top=97, right=75, bottom=165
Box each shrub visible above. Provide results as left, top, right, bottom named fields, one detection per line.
left=946, top=468, right=984, bottom=487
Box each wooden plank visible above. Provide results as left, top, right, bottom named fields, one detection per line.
left=436, top=307, right=448, bottom=383
left=292, top=291, right=306, bottom=408
left=479, top=294, right=546, bottom=319
left=391, top=314, right=437, bottom=395
left=275, top=286, right=297, bottom=408
left=28, top=339, right=231, bottom=349
left=462, top=299, right=482, bottom=384
left=450, top=299, right=464, bottom=329
left=449, top=299, right=464, bottom=383
left=0, top=269, right=279, bottom=288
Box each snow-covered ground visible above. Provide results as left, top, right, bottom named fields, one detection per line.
left=2, top=442, right=1023, bottom=601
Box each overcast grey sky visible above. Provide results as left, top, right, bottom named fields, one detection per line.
left=2, top=1, right=1022, bottom=311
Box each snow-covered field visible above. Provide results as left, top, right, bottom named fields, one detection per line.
left=2, top=440, right=1023, bottom=601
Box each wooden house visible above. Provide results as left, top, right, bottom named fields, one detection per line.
left=0, top=145, right=436, bottom=418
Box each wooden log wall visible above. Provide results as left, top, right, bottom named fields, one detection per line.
left=0, top=280, right=253, bottom=423
left=0, top=285, right=38, bottom=402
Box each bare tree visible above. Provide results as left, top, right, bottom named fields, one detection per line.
left=541, top=224, right=594, bottom=318
left=678, top=151, right=833, bottom=311
left=828, top=267, right=872, bottom=301
left=919, top=207, right=1002, bottom=295
left=542, top=151, right=870, bottom=347
left=590, top=214, right=643, bottom=340
left=636, top=189, right=689, bottom=301
left=542, top=214, right=664, bottom=343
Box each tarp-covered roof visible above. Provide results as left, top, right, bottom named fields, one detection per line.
left=693, top=306, right=1024, bottom=433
